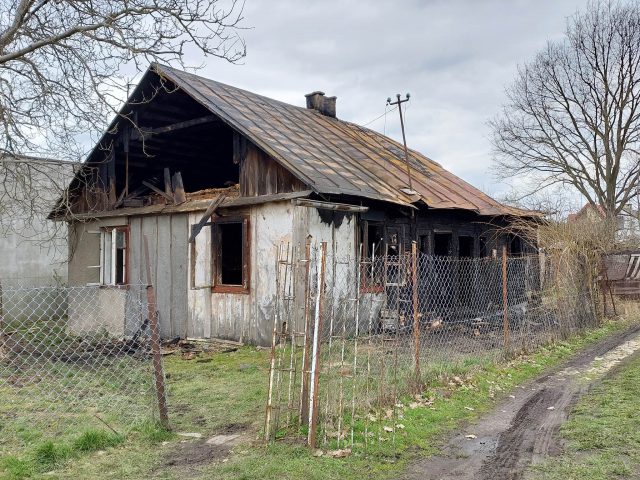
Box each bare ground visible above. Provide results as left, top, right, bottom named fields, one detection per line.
left=401, top=323, right=640, bottom=480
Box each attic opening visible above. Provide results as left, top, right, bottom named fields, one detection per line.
left=87, top=72, right=241, bottom=209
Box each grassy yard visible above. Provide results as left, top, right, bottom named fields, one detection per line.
left=0, top=321, right=634, bottom=480
left=530, top=349, right=640, bottom=480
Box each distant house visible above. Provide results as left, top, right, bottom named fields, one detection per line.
left=0, top=155, right=75, bottom=286
left=51, top=63, right=536, bottom=345
left=568, top=203, right=640, bottom=242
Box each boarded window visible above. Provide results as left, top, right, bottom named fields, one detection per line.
left=212, top=217, right=250, bottom=293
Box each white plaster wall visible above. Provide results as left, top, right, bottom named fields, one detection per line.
left=67, top=287, right=127, bottom=336
left=0, top=158, right=74, bottom=286
left=187, top=201, right=293, bottom=345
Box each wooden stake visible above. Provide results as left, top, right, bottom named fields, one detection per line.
left=502, top=245, right=510, bottom=355
left=300, top=237, right=313, bottom=425
left=308, top=241, right=327, bottom=448
left=143, top=235, right=170, bottom=428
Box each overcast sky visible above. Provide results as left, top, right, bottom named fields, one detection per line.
left=183, top=0, right=592, bottom=198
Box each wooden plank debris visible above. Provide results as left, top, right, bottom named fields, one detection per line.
left=142, top=181, right=174, bottom=202
left=164, top=168, right=172, bottom=198
left=172, top=171, right=186, bottom=204
left=188, top=193, right=226, bottom=243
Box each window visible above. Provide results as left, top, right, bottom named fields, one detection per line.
left=418, top=234, right=430, bottom=254
left=212, top=217, right=250, bottom=293
left=359, top=221, right=385, bottom=292
left=100, top=227, right=128, bottom=285
left=508, top=234, right=523, bottom=256
left=458, top=236, right=474, bottom=258
left=479, top=236, right=488, bottom=258
left=433, top=232, right=452, bottom=256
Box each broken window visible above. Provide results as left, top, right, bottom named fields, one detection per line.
left=360, top=221, right=385, bottom=292
left=433, top=232, right=452, bottom=256
left=479, top=236, right=488, bottom=258
left=508, top=235, right=523, bottom=256
left=100, top=227, right=128, bottom=286
left=458, top=236, right=474, bottom=258
left=212, top=217, right=249, bottom=293
left=418, top=234, right=430, bottom=254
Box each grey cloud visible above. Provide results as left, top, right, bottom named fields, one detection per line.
left=181, top=0, right=592, bottom=196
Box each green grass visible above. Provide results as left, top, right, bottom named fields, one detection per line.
left=530, top=350, right=640, bottom=479
left=0, top=320, right=633, bottom=479
left=73, top=430, right=124, bottom=452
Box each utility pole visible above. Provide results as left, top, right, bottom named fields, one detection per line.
left=387, top=93, right=414, bottom=192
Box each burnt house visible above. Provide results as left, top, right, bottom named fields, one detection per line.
left=51, top=64, right=534, bottom=345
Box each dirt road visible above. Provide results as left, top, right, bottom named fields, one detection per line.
left=401, top=324, right=640, bottom=480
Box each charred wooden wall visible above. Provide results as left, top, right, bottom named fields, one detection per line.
left=239, top=139, right=307, bottom=196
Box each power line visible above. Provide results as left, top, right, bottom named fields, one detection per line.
left=362, top=105, right=398, bottom=127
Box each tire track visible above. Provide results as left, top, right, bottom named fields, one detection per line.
left=400, top=324, right=640, bottom=480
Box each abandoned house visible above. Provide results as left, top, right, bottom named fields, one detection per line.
left=50, top=63, right=535, bottom=345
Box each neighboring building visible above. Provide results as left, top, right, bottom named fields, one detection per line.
left=51, top=63, right=535, bottom=345
left=568, top=203, right=640, bottom=242
left=0, top=155, right=75, bottom=286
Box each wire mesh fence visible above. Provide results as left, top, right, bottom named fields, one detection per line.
left=264, top=242, right=599, bottom=451
left=0, top=283, right=164, bottom=447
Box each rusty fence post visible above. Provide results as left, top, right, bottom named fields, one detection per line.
left=300, top=237, right=313, bottom=425
left=411, top=241, right=421, bottom=384
left=502, top=245, right=510, bottom=356
left=143, top=235, right=170, bottom=428
left=308, top=241, right=327, bottom=448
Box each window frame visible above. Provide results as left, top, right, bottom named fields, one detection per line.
left=99, top=226, right=129, bottom=286
left=211, top=215, right=251, bottom=294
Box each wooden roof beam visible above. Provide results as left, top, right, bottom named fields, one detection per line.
left=131, top=115, right=219, bottom=141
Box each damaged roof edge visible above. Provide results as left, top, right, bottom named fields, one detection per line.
left=52, top=190, right=314, bottom=221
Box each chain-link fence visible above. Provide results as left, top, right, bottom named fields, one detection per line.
left=0, top=283, right=165, bottom=449
left=264, top=242, right=599, bottom=450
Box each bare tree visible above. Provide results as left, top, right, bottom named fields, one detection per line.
left=0, top=0, right=245, bottom=239
left=491, top=1, right=640, bottom=218
left=0, top=0, right=245, bottom=160
left=499, top=186, right=581, bottom=222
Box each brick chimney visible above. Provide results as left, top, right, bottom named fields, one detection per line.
left=305, top=91, right=337, bottom=118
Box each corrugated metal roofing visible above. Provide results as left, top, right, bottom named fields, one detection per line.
left=155, top=64, right=526, bottom=216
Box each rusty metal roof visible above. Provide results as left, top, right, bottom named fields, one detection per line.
left=155, top=64, right=526, bottom=216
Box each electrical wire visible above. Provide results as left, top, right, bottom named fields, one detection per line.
left=362, top=104, right=397, bottom=128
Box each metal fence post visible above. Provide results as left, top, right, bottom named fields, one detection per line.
left=411, top=241, right=421, bottom=385
left=143, top=235, right=170, bottom=428
left=502, top=245, right=510, bottom=355
left=308, top=241, right=327, bottom=448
